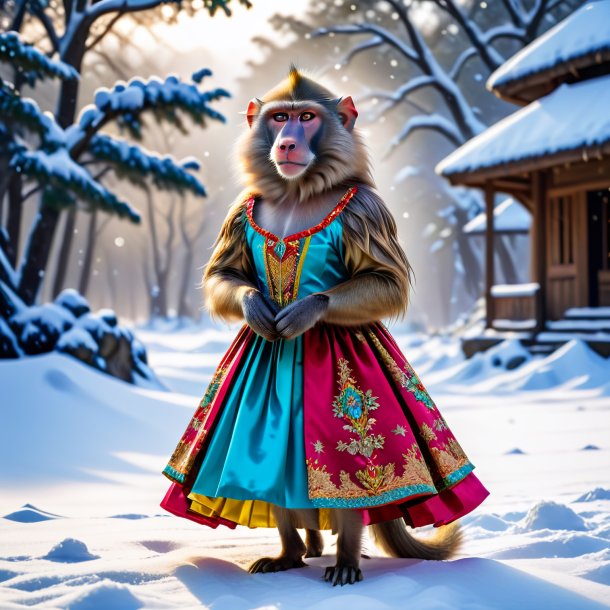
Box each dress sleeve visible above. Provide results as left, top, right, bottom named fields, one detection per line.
left=203, top=194, right=258, bottom=321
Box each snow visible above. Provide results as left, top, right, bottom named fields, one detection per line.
left=492, top=319, right=537, bottom=331
left=1, top=324, right=610, bottom=609
left=436, top=74, right=610, bottom=178
left=566, top=307, right=610, bottom=319
left=463, top=198, right=531, bottom=234
left=491, top=283, right=539, bottom=297
left=487, top=2, right=610, bottom=97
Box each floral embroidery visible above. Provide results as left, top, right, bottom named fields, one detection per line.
left=164, top=364, right=230, bottom=482
left=312, top=440, right=325, bottom=454
left=333, top=359, right=385, bottom=460
left=392, top=425, right=406, bottom=436
left=367, top=330, right=437, bottom=411
left=199, top=366, right=229, bottom=415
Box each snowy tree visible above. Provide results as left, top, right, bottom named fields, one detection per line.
left=0, top=2, right=248, bottom=377
left=0, top=0, right=251, bottom=306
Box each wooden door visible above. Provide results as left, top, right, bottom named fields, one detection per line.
left=588, top=188, right=610, bottom=306
left=545, top=192, right=588, bottom=319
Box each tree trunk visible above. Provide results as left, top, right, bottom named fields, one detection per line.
left=78, top=207, right=98, bottom=297
left=16, top=32, right=87, bottom=305
left=177, top=246, right=195, bottom=319
left=48, top=37, right=87, bottom=298
left=5, top=173, right=23, bottom=267
left=17, top=204, right=61, bottom=304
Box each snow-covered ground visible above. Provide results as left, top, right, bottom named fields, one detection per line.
left=1, top=320, right=609, bottom=609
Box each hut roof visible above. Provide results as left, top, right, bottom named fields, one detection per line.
left=436, top=74, right=610, bottom=185
left=463, top=198, right=531, bottom=235
left=488, top=1, right=610, bottom=105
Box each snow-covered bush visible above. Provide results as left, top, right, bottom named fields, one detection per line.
left=0, top=288, right=158, bottom=385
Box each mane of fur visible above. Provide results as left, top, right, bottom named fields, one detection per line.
left=342, top=184, right=414, bottom=316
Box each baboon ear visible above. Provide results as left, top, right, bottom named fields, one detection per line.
left=246, top=98, right=263, bottom=128
left=337, top=96, right=358, bottom=131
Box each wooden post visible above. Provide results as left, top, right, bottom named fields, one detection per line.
left=485, top=181, right=495, bottom=329
left=532, top=171, right=547, bottom=331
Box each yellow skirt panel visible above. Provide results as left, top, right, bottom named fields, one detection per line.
left=187, top=492, right=334, bottom=529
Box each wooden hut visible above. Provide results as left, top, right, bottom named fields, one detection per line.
left=436, top=1, right=610, bottom=356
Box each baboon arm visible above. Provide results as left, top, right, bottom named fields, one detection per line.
left=203, top=197, right=258, bottom=322
left=320, top=262, right=405, bottom=326
left=319, top=187, right=412, bottom=325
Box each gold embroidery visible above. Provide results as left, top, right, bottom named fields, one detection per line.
left=420, top=422, right=437, bottom=443
left=307, top=444, right=435, bottom=500
left=430, top=439, right=469, bottom=479
left=367, top=330, right=436, bottom=410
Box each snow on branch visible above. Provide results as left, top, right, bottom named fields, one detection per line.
left=449, top=47, right=479, bottom=81
left=75, top=73, right=230, bottom=144
left=0, top=82, right=65, bottom=147
left=87, top=134, right=206, bottom=196
left=87, top=0, right=178, bottom=21
left=86, top=0, right=251, bottom=21
left=389, top=114, right=464, bottom=153
left=372, top=76, right=440, bottom=116
left=0, top=32, right=79, bottom=86
left=482, top=25, right=527, bottom=45
left=10, top=148, right=141, bottom=222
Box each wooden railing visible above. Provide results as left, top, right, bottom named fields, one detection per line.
left=489, top=283, right=541, bottom=331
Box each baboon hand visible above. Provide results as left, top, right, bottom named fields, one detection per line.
left=275, top=294, right=329, bottom=340
left=242, top=289, right=279, bottom=342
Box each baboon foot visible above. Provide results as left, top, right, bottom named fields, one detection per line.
left=248, top=556, right=306, bottom=574
left=323, top=563, right=363, bottom=586
left=305, top=529, right=324, bottom=558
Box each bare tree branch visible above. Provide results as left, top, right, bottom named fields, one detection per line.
left=449, top=46, right=478, bottom=81
left=86, top=11, right=124, bottom=50
left=312, top=24, right=418, bottom=63
left=339, top=36, right=384, bottom=68
left=388, top=114, right=464, bottom=155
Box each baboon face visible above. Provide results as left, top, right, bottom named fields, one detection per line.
left=247, top=97, right=358, bottom=182
left=264, top=101, right=323, bottom=180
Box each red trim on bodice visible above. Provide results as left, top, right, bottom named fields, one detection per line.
left=245, top=186, right=358, bottom=243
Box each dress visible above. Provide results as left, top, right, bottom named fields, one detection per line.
left=161, top=186, right=489, bottom=530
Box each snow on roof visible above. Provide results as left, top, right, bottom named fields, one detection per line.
left=488, top=2, right=610, bottom=104
left=436, top=74, right=610, bottom=181
left=463, top=198, right=531, bottom=234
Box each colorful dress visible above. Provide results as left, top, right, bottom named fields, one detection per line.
left=161, top=187, right=489, bottom=530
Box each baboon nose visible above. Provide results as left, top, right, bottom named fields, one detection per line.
left=278, top=139, right=297, bottom=152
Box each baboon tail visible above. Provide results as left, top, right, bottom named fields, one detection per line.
left=369, top=519, right=462, bottom=560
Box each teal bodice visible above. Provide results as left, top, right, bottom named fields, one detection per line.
left=244, top=188, right=356, bottom=308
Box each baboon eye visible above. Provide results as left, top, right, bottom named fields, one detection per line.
left=300, top=112, right=316, bottom=122
left=272, top=112, right=289, bottom=122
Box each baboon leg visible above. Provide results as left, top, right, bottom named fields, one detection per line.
left=324, top=510, right=364, bottom=586
left=305, top=529, right=324, bottom=558
left=248, top=506, right=307, bottom=574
